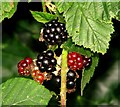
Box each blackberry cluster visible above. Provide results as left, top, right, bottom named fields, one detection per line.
left=16, top=18, right=93, bottom=96
left=43, top=70, right=77, bottom=94
left=17, top=51, right=92, bottom=93
left=36, top=50, right=57, bottom=73
left=43, top=20, right=68, bottom=45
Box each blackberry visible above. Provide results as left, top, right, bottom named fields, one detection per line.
left=83, top=56, right=92, bottom=68
left=51, top=76, right=61, bottom=88
left=17, top=57, right=33, bottom=76
left=36, top=50, right=57, bottom=73
left=43, top=19, right=68, bottom=45
left=67, top=70, right=76, bottom=80
left=67, top=80, right=76, bottom=89
left=31, top=70, right=41, bottom=78
left=67, top=52, right=83, bottom=71
left=34, top=73, right=44, bottom=84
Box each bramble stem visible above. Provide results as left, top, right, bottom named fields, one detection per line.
left=60, top=49, right=68, bottom=107
left=42, top=0, right=46, bottom=12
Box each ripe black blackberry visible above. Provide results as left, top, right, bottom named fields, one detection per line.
left=43, top=74, right=61, bottom=94
left=67, top=70, right=76, bottom=81
left=67, top=80, right=76, bottom=89
left=43, top=19, right=68, bottom=45
left=36, top=50, right=57, bottom=73
left=82, top=56, right=92, bottom=68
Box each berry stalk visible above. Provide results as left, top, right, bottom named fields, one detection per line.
left=60, top=49, right=68, bottom=107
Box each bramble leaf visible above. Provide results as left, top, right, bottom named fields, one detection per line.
left=30, top=11, right=57, bottom=24
left=0, top=1, right=18, bottom=22
left=81, top=54, right=99, bottom=95
left=56, top=2, right=120, bottom=54
left=63, top=38, right=92, bottom=57
left=1, top=78, right=53, bottom=105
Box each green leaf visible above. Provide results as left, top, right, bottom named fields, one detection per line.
left=63, top=38, right=92, bottom=57
left=1, top=77, right=53, bottom=105
left=56, top=2, right=119, bottom=54
left=55, top=2, right=72, bottom=13
left=57, top=2, right=119, bottom=21
left=0, top=1, right=18, bottom=22
left=30, top=11, right=57, bottom=24
left=81, top=54, right=99, bottom=95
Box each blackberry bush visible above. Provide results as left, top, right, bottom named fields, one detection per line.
left=1, top=1, right=119, bottom=107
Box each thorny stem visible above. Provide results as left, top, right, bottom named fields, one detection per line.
left=60, top=49, right=68, bottom=107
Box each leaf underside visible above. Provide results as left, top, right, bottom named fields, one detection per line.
left=1, top=78, right=52, bottom=106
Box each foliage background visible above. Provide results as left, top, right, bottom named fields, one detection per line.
left=1, top=2, right=120, bottom=106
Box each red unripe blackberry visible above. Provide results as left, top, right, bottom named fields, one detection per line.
left=17, top=57, right=33, bottom=76
left=24, top=70, right=30, bottom=76
left=67, top=52, right=83, bottom=71
left=34, top=73, right=44, bottom=84
left=31, top=70, right=41, bottom=78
